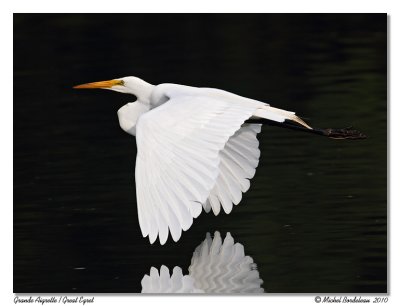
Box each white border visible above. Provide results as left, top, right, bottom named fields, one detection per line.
left=3, top=0, right=397, bottom=13
left=3, top=1, right=398, bottom=306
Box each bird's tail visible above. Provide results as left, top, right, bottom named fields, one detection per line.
left=249, top=105, right=366, bottom=140
left=253, top=106, right=312, bottom=129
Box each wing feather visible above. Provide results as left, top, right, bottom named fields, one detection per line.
left=203, top=124, right=262, bottom=216
left=135, top=96, right=258, bottom=244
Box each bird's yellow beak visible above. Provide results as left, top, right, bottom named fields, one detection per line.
left=73, top=79, right=124, bottom=89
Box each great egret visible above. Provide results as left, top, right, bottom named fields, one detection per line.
left=141, top=231, right=264, bottom=293
left=74, top=76, right=365, bottom=245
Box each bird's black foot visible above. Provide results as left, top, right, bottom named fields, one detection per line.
left=321, top=126, right=367, bottom=140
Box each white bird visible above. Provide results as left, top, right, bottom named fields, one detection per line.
left=74, top=76, right=365, bottom=245
left=141, top=231, right=264, bottom=293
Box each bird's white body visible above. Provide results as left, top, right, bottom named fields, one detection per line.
left=115, top=78, right=308, bottom=137
left=74, top=76, right=311, bottom=245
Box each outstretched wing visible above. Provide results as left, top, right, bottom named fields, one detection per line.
left=203, top=124, right=262, bottom=215
left=135, top=95, right=259, bottom=244
left=188, top=231, right=264, bottom=293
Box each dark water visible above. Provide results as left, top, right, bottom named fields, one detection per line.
left=14, top=14, right=387, bottom=293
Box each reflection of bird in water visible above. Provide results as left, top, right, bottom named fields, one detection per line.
left=74, top=77, right=366, bottom=245
left=141, top=231, right=264, bottom=293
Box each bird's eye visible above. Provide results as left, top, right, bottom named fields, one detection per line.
left=118, top=80, right=125, bottom=86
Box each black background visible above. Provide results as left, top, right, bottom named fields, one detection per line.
left=14, top=14, right=387, bottom=293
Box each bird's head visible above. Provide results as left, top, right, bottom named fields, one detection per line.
left=74, top=76, right=154, bottom=136
left=74, top=76, right=154, bottom=100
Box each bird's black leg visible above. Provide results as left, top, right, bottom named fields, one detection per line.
left=244, top=118, right=367, bottom=140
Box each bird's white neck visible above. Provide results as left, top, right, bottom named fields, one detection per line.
left=122, top=77, right=155, bottom=103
